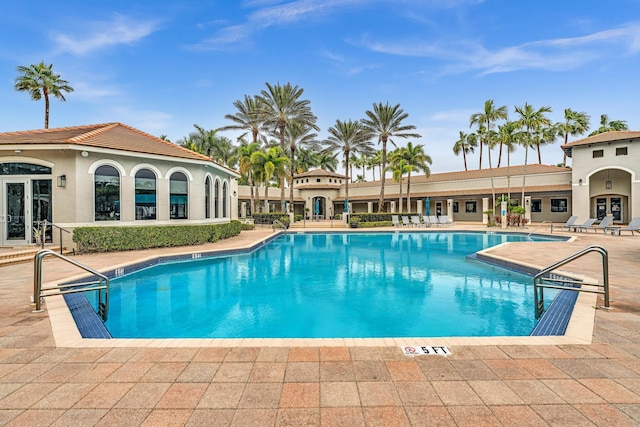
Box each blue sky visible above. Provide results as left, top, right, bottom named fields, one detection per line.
left=1, top=0, right=639, bottom=175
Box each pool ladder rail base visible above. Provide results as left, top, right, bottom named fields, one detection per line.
left=32, top=249, right=110, bottom=322
left=534, top=245, right=610, bottom=320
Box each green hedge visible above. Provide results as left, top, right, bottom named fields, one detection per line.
left=359, top=221, right=393, bottom=228
left=355, top=213, right=419, bottom=222
left=252, top=212, right=288, bottom=225
left=73, top=221, right=242, bottom=253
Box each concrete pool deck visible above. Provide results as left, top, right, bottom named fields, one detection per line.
left=1, top=225, right=639, bottom=425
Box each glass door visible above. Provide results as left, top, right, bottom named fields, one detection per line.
left=610, top=197, right=622, bottom=222
left=1, top=179, right=30, bottom=246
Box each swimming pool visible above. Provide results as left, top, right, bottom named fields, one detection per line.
left=94, top=232, right=563, bottom=339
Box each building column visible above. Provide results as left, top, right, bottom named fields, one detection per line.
left=501, top=200, right=508, bottom=229
left=482, top=198, right=489, bottom=224
left=367, top=202, right=373, bottom=213
left=240, top=202, right=247, bottom=218
left=416, top=199, right=423, bottom=216
left=447, top=199, right=453, bottom=220
left=524, top=195, right=532, bottom=224
left=390, top=201, right=396, bottom=213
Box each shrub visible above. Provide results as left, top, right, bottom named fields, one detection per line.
left=359, top=221, right=393, bottom=228
left=73, top=221, right=242, bottom=253
left=253, top=212, right=288, bottom=225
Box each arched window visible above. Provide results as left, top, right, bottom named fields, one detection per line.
left=95, top=165, right=120, bottom=221
left=222, top=181, right=228, bottom=218
left=205, top=176, right=211, bottom=219
left=135, top=169, right=156, bottom=220
left=214, top=180, right=220, bottom=219
left=170, top=172, right=188, bottom=219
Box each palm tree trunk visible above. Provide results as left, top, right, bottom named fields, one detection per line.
left=44, top=90, right=50, bottom=129
left=479, top=139, right=483, bottom=169
left=536, top=143, right=542, bottom=164
left=248, top=173, right=255, bottom=215
left=497, top=143, right=503, bottom=168
left=344, top=156, right=350, bottom=213
left=488, top=146, right=495, bottom=212
left=289, top=147, right=295, bottom=214
left=407, top=172, right=412, bottom=213
left=463, top=150, right=468, bottom=171
left=398, top=178, right=403, bottom=213
left=522, top=146, right=528, bottom=207
left=264, top=183, right=269, bottom=213
left=378, top=141, right=387, bottom=212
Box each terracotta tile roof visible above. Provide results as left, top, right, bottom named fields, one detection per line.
left=349, top=164, right=570, bottom=189
left=561, top=131, right=640, bottom=157
left=335, top=184, right=572, bottom=202
left=0, top=122, right=213, bottom=163
left=295, top=168, right=346, bottom=179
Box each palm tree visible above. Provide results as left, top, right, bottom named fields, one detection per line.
left=452, top=131, right=477, bottom=171
left=251, top=147, right=289, bottom=213
left=588, top=114, right=628, bottom=136
left=514, top=103, right=552, bottom=206
left=14, top=62, right=74, bottom=129
left=285, top=120, right=318, bottom=210
left=237, top=140, right=261, bottom=214
left=556, top=109, right=590, bottom=167
left=221, top=94, right=268, bottom=145
left=399, top=142, right=432, bottom=212
left=535, top=123, right=559, bottom=164
left=362, top=102, right=421, bottom=212
left=323, top=119, right=374, bottom=215
left=388, top=154, right=411, bottom=213
left=470, top=100, right=508, bottom=170
left=257, top=82, right=318, bottom=212
left=315, top=151, right=338, bottom=172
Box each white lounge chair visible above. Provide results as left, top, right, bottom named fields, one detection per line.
left=392, top=215, right=400, bottom=227
left=592, top=216, right=613, bottom=233
left=411, top=215, right=422, bottom=227
left=607, top=217, right=640, bottom=236
left=571, top=218, right=597, bottom=232
left=422, top=215, right=432, bottom=227
left=428, top=215, right=441, bottom=227
left=401, top=216, right=410, bottom=227
left=439, top=215, right=453, bottom=226
left=559, top=215, right=578, bottom=231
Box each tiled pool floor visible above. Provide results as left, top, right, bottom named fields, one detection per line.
left=1, top=226, right=639, bottom=425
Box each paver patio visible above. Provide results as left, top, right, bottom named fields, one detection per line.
left=1, top=225, right=639, bottom=426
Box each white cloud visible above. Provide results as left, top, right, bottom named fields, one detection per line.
left=357, top=21, right=640, bottom=75
left=51, top=14, right=160, bottom=55
left=110, top=107, right=172, bottom=132
left=70, top=81, right=120, bottom=102
left=193, top=0, right=368, bottom=50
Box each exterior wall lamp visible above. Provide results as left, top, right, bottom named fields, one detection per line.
left=57, top=175, right=67, bottom=188
left=578, top=179, right=582, bottom=185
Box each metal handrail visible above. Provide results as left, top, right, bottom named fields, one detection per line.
left=35, top=220, right=71, bottom=254
left=528, top=220, right=553, bottom=237
left=533, top=245, right=609, bottom=319
left=33, top=249, right=109, bottom=321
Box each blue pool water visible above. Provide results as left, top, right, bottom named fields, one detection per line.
left=97, top=232, right=561, bottom=339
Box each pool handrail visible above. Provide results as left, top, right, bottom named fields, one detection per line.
left=533, top=245, right=610, bottom=319
left=33, top=249, right=110, bottom=321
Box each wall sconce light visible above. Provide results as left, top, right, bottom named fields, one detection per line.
left=578, top=179, right=582, bottom=185
left=57, top=175, right=66, bottom=188
left=232, top=190, right=237, bottom=197
left=14, top=149, right=22, bottom=154
left=606, top=180, right=612, bottom=190
left=81, top=151, right=89, bottom=157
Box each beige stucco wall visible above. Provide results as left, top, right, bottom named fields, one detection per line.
left=570, top=139, right=639, bottom=223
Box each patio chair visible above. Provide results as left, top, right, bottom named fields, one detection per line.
left=422, top=215, right=432, bottom=227
left=401, top=216, right=410, bottom=227
left=571, top=218, right=597, bottom=232
left=429, top=215, right=441, bottom=227
left=591, top=216, right=613, bottom=233
left=392, top=215, right=400, bottom=227
left=559, top=215, right=578, bottom=231
left=607, top=217, right=640, bottom=236
left=439, top=215, right=454, bottom=226
left=411, top=215, right=422, bottom=227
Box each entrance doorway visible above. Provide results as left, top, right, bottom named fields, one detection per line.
left=1, top=179, right=29, bottom=246
left=592, top=195, right=626, bottom=223
left=311, top=196, right=326, bottom=220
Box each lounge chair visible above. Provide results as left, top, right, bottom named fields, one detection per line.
left=607, top=217, right=640, bottom=236
left=591, top=216, right=613, bottom=233
left=422, top=215, right=432, bottom=227
left=392, top=215, right=400, bottom=227
left=411, top=215, right=422, bottom=227
left=428, top=215, right=441, bottom=227
left=439, top=215, right=453, bottom=226
left=571, top=218, right=597, bottom=232
left=401, top=216, right=410, bottom=227
left=559, top=215, right=578, bottom=231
